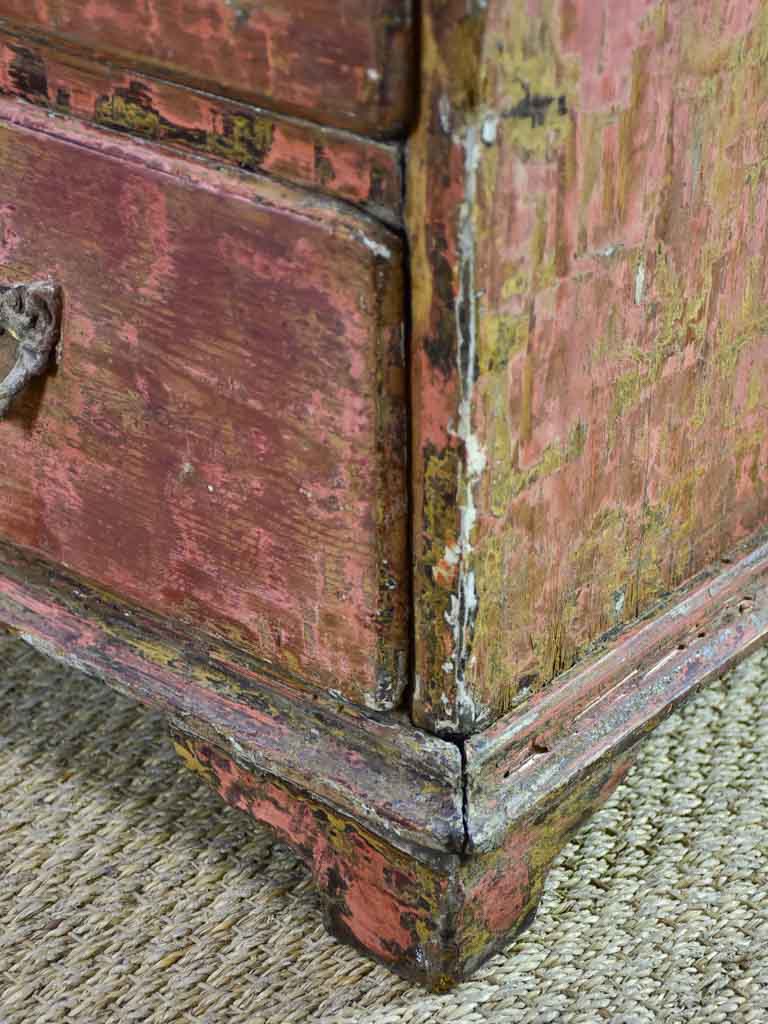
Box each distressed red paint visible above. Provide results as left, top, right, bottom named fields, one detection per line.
left=409, top=0, right=768, bottom=732
left=0, top=34, right=403, bottom=225
left=472, top=534, right=768, bottom=779
left=0, top=0, right=413, bottom=137
left=2, top=0, right=768, bottom=993
left=183, top=743, right=436, bottom=961
left=0, top=537, right=464, bottom=854
left=0, top=102, right=408, bottom=709
left=3, top=522, right=768, bottom=987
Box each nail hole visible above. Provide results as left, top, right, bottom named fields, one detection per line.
left=721, top=557, right=733, bottom=564
left=677, top=642, right=687, bottom=650
left=697, top=630, right=706, bottom=638
left=531, top=738, right=550, bottom=754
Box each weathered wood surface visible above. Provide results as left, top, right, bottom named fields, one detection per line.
left=453, top=539, right=768, bottom=975
left=171, top=729, right=631, bottom=989
left=0, top=32, right=404, bottom=226
left=0, top=100, right=408, bottom=709
left=467, top=533, right=768, bottom=850
left=170, top=535, right=768, bottom=988
left=0, top=538, right=463, bottom=856
left=409, top=0, right=768, bottom=733
left=471, top=529, right=768, bottom=781
left=0, top=2, right=413, bottom=138
left=171, top=732, right=464, bottom=989
left=3, top=500, right=768, bottom=988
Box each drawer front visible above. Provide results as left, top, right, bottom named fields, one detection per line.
left=0, top=105, right=408, bottom=709
left=0, top=34, right=405, bottom=227
left=0, top=1, right=413, bottom=137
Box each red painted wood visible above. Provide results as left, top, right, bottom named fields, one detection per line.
left=171, top=732, right=463, bottom=989
left=3, top=522, right=768, bottom=989
left=0, top=104, right=408, bottom=709
left=470, top=535, right=768, bottom=779
left=0, top=0, right=414, bottom=137
left=0, top=538, right=462, bottom=853
left=408, top=0, right=768, bottom=733
left=467, top=537, right=768, bottom=853
left=0, top=33, right=404, bottom=225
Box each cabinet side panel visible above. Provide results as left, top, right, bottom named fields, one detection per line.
left=409, top=0, right=768, bottom=732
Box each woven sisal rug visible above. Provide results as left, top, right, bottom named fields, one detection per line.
left=0, top=634, right=766, bottom=1023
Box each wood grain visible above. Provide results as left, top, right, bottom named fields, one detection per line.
left=470, top=529, right=768, bottom=783
left=0, top=0, right=414, bottom=137
left=409, top=0, right=768, bottom=733
left=0, top=101, right=408, bottom=709
left=467, top=531, right=768, bottom=850
left=0, top=32, right=404, bottom=226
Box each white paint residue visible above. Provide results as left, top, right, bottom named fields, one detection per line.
left=438, top=94, right=453, bottom=135
left=464, top=432, right=487, bottom=478
left=635, top=258, right=646, bottom=305
left=441, top=118, right=490, bottom=728
left=444, top=593, right=460, bottom=630
left=359, top=233, right=392, bottom=261
left=229, top=737, right=252, bottom=763
left=595, top=243, right=623, bottom=258
left=442, top=542, right=461, bottom=568
left=481, top=114, right=498, bottom=145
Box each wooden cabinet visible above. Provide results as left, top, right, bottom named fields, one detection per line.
left=1, top=0, right=767, bottom=991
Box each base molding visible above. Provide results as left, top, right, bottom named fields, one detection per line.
left=1, top=535, right=767, bottom=987
left=170, top=726, right=635, bottom=989
left=467, top=534, right=768, bottom=853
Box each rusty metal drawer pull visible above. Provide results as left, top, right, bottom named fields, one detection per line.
left=0, top=281, right=62, bottom=417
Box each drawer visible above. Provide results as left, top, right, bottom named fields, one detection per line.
left=0, top=1, right=413, bottom=138
left=0, top=33, right=405, bottom=227
left=0, top=103, right=408, bottom=709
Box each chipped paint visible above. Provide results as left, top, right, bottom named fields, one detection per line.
left=0, top=35, right=404, bottom=226
left=0, top=0, right=414, bottom=136
left=0, top=99, right=408, bottom=709
left=358, top=232, right=393, bottom=261
left=5, top=503, right=768, bottom=987
left=448, top=119, right=489, bottom=728
left=411, top=0, right=768, bottom=732
left=634, top=258, right=646, bottom=304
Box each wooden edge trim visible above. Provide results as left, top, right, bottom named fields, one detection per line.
left=0, top=96, right=402, bottom=254
left=466, top=535, right=768, bottom=851
left=0, top=540, right=464, bottom=858
left=471, top=531, right=768, bottom=761
left=5, top=539, right=764, bottom=986
left=0, top=29, right=404, bottom=227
